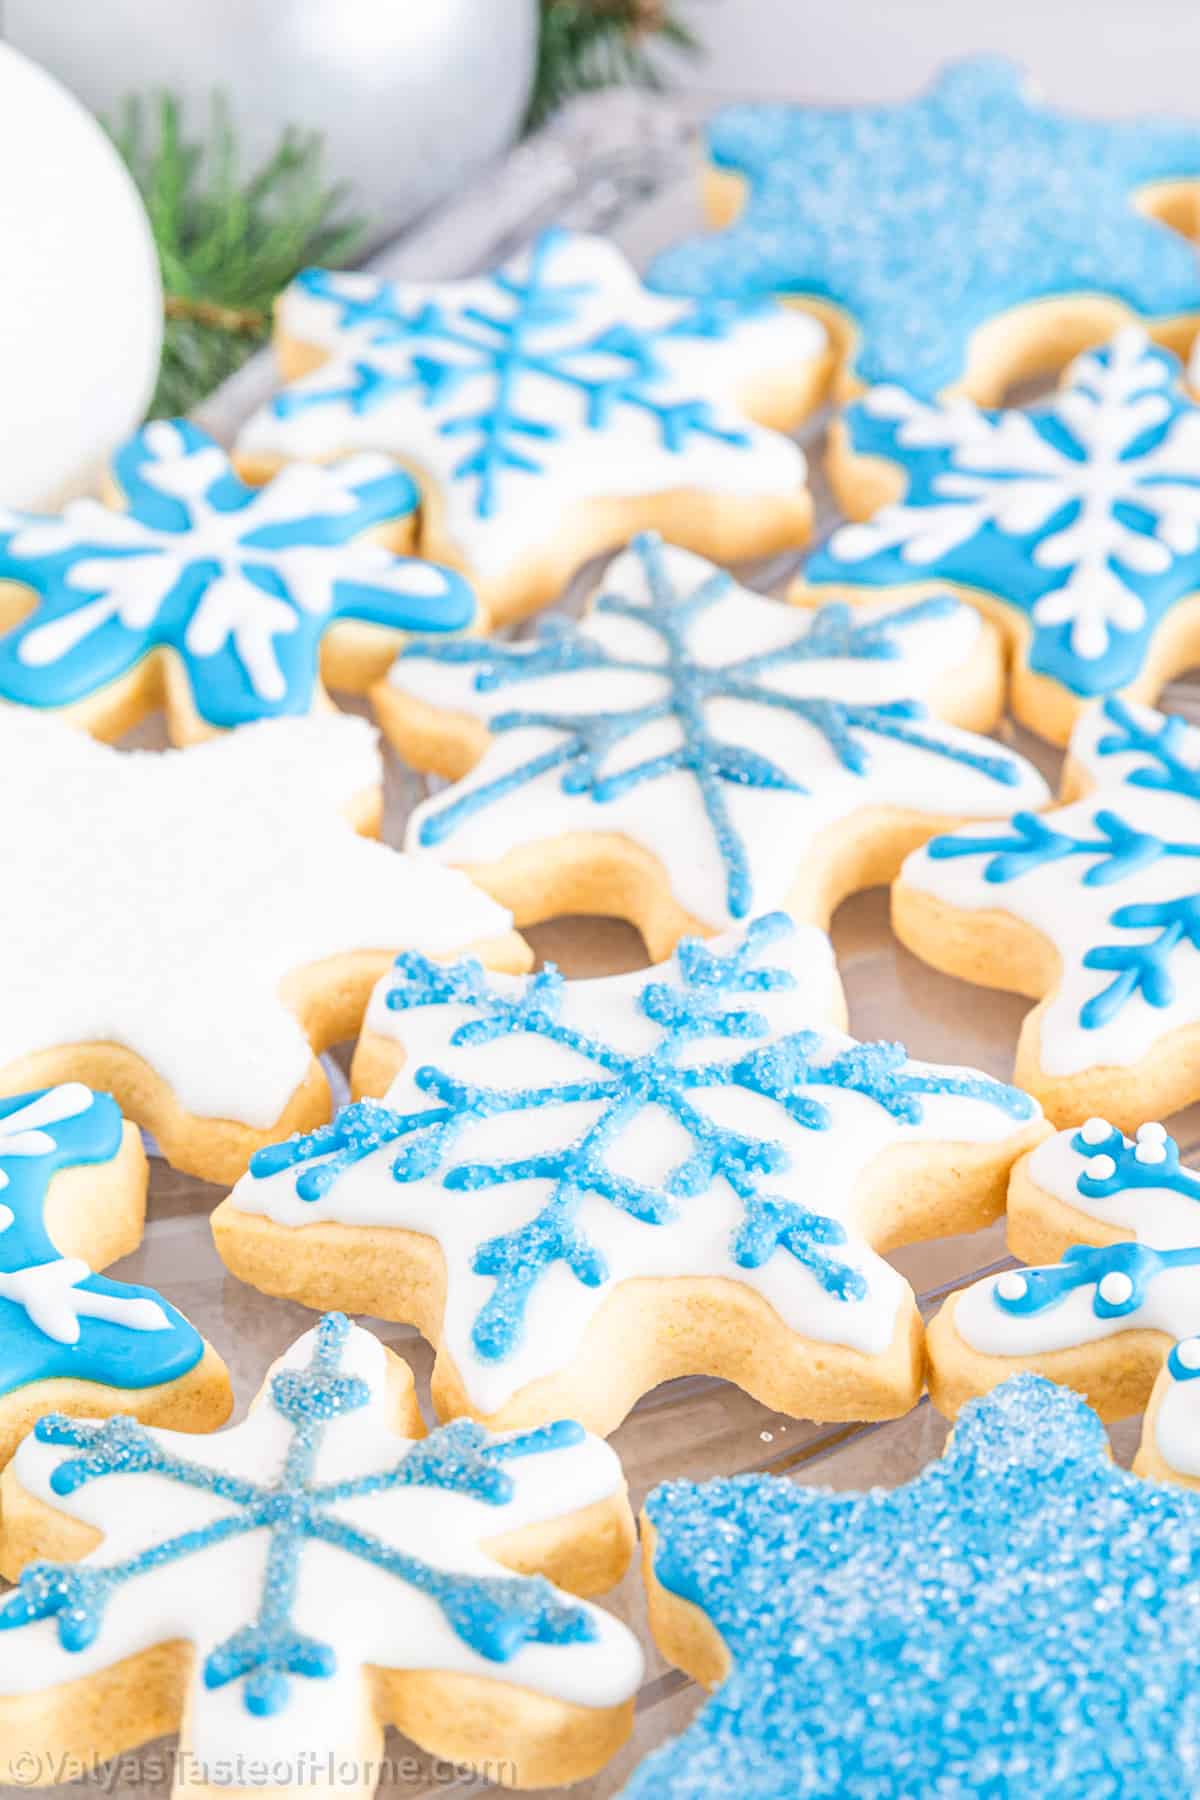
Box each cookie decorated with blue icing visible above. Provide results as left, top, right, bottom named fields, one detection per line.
left=374, top=533, right=1048, bottom=960
left=927, top=1117, right=1200, bottom=1423
left=895, top=696, right=1200, bottom=1129
left=633, top=1375, right=1200, bottom=1798
left=0, top=417, right=475, bottom=743
left=0, top=707, right=526, bottom=1185
left=809, top=329, right=1200, bottom=745
left=649, top=57, right=1200, bottom=403
left=212, top=914, right=1043, bottom=1437
left=234, top=229, right=828, bottom=624
left=0, top=1311, right=642, bottom=1793
left=0, top=1083, right=230, bottom=1468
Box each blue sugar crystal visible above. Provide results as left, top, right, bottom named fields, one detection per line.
left=630, top=1376, right=1200, bottom=1797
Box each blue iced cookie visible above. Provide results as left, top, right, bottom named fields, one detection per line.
left=0, top=417, right=476, bottom=741
left=633, top=1375, right=1200, bottom=1798
left=649, top=57, right=1200, bottom=402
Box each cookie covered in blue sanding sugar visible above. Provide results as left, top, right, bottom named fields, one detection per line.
left=632, top=1375, right=1200, bottom=1797
left=650, top=57, right=1200, bottom=402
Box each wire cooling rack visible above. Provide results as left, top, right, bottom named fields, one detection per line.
left=30, top=89, right=1200, bottom=1799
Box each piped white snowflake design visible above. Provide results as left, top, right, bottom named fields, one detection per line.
left=0, top=1315, right=641, bottom=1783
left=234, top=229, right=821, bottom=591
left=0, top=709, right=514, bottom=1151
left=388, top=536, right=1049, bottom=937
left=227, top=916, right=1038, bottom=1420
left=0, top=419, right=475, bottom=730
left=812, top=330, right=1200, bottom=693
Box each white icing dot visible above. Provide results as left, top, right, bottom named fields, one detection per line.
left=1098, top=1271, right=1134, bottom=1306
left=1135, top=1140, right=1167, bottom=1165
left=0, top=1204, right=12, bottom=1230
left=1085, top=1154, right=1116, bottom=1180
left=1176, top=1338, right=1200, bottom=1371
left=1134, top=1122, right=1169, bottom=1165
left=996, top=1272, right=1028, bottom=1301
left=1078, top=1117, right=1111, bottom=1145
left=1138, top=1122, right=1168, bottom=1141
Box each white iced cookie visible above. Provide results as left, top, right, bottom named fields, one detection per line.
left=212, top=914, right=1045, bottom=1437
left=376, top=533, right=1049, bottom=961
left=0, top=1312, right=642, bottom=1793
left=235, top=228, right=829, bottom=624
left=0, top=709, right=527, bottom=1182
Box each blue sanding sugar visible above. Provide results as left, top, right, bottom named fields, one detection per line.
left=629, top=1376, right=1200, bottom=1797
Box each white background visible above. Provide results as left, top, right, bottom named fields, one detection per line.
left=670, top=0, right=1200, bottom=112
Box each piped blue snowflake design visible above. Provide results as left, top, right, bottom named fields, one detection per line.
left=398, top=533, right=1030, bottom=928
left=924, top=698, right=1200, bottom=1036
left=629, top=1377, right=1200, bottom=1798
left=247, top=915, right=1032, bottom=1406
left=809, top=331, right=1200, bottom=706
left=649, top=56, right=1200, bottom=397
left=0, top=1315, right=621, bottom=1725
left=236, top=230, right=816, bottom=585
left=0, top=1085, right=203, bottom=1401
left=0, top=418, right=475, bottom=729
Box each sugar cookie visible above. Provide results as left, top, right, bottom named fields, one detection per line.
left=649, top=56, right=1200, bottom=403
left=0, top=418, right=476, bottom=744
left=894, top=696, right=1200, bottom=1128
left=1136, top=1335, right=1200, bottom=1486
left=633, top=1376, right=1200, bottom=1797
left=212, top=914, right=1043, bottom=1438
left=0, top=1312, right=642, bottom=1793
left=377, top=533, right=1048, bottom=960
left=0, top=709, right=527, bottom=1183
left=807, top=330, right=1200, bottom=745
left=234, top=229, right=827, bottom=625
left=0, top=1084, right=230, bottom=1468
left=927, top=1119, right=1200, bottom=1421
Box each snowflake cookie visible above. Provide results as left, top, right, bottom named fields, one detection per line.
left=927, top=1118, right=1200, bottom=1424
left=895, top=696, right=1200, bottom=1128
left=0, top=1311, right=643, bottom=1792
left=0, top=418, right=476, bottom=743
left=649, top=56, right=1200, bottom=402
left=807, top=330, right=1200, bottom=745
left=377, top=533, right=1049, bottom=960
left=631, top=1375, right=1200, bottom=1798
left=211, top=914, right=1043, bottom=1438
left=234, top=228, right=827, bottom=625
left=0, top=1084, right=230, bottom=1468
left=0, top=708, right=527, bottom=1184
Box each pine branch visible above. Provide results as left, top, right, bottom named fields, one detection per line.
left=528, top=0, right=701, bottom=130
left=108, top=93, right=366, bottom=417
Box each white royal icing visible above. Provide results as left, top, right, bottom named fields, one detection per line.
left=0, top=1319, right=642, bottom=1779
left=392, top=538, right=1049, bottom=933
left=900, top=698, right=1200, bottom=1076
left=0, top=711, right=513, bottom=1129
left=229, top=917, right=1039, bottom=1414
left=955, top=1122, right=1200, bottom=1357
left=235, top=231, right=822, bottom=585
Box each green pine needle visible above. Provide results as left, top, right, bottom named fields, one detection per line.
left=528, top=0, right=700, bottom=130
left=108, top=93, right=366, bottom=418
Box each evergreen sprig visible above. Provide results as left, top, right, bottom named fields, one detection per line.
left=529, top=0, right=700, bottom=129
left=108, top=93, right=365, bottom=418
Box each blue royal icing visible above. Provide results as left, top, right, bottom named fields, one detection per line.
left=273, top=229, right=774, bottom=522
left=0, top=1313, right=596, bottom=1715
left=648, top=57, right=1200, bottom=396
left=400, top=532, right=1023, bottom=923
left=252, top=915, right=1033, bottom=1366
left=924, top=697, right=1200, bottom=1033
left=809, top=331, right=1200, bottom=703
left=0, top=1086, right=203, bottom=1398
left=630, top=1376, right=1200, bottom=1798
left=0, top=418, right=475, bottom=729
